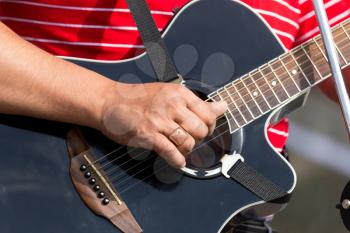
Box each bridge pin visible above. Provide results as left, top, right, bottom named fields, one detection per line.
left=80, top=164, right=87, bottom=172
left=93, top=185, right=100, bottom=191
left=84, top=171, right=91, bottom=178
left=89, top=178, right=96, bottom=185
left=102, top=198, right=110, bottom=205
left=98, top=191, right=105, bottom=198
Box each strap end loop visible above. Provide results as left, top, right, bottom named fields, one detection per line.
left=220, top=152, right=244, bottom=178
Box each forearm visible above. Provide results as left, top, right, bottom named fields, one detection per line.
left=0, top=22, right=115, bottom=129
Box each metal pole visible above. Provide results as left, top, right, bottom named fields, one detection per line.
left=312, top=0, right=350, bottom=135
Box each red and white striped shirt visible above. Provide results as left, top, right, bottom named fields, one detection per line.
left=0, top=0, right=349, bottom=151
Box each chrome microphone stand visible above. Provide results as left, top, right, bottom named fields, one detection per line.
left=312, top=0, right=350, bottom=136
left=313, top=1, right=350, bottom=230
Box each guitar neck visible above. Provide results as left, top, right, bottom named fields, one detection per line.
left=209, top=18, right=350, bottom=133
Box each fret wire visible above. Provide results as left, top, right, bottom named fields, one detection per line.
left=222, top=86, right=245, bottom=126
left=202, top=40, right=350, bottom=127
left=232, top=81, right=256, bottom=119
left=313, top=38, right=328, bottom=61
left=217, top=89, right=239, bottom=127
left=334, top=42, right=347, bottom=65
left=220, top=39, right=346, bottom=123
left=341, top=24, right=350, bottom=41
left=310, top=38, right=331, bottom=77
left=241, top=38, right=344, bottom=105
left=281, top=55, right=310, bottom=91
left=225, top=85, right=250, bottom=123
left=234, top=37, right=348, bottom=118
left=336, top=44, right=347, bottom=65
left=256, top=68, right=281, bottom=108
left=329, top=29, right=348, bottom=65
left=267, top=62, right=291, bottom=98
left=238, top=43, right=330, bottom=107
left=206, top=26, right=350, bottom=116
left=258, top=68, right=281, bottom=103
left=248, top=73, right=272, bottom=109
left=241, top=76, right=263, bottom=114
left=338, top=34, right=350, bottom=62
left=278, top=56, right=301, bottom=92
left=290, top=52, right=312, bottom=86
left=293, top=47, right=316, bottom=85
left=340, top=25, right=350, bottom=63
left=234, top=31, right=349, bottom=105
left=311, top=30, right=349, bottom=72
left=300, top=45, right=323, bottom=79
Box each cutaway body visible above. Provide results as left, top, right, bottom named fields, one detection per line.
left=0, top=0, right=299, bottom=232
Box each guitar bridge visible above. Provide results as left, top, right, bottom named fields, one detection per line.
left=66, top=128, right=142, bottom=233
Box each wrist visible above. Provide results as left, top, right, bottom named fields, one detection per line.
left=93, top=79, right=124, bottom=132
left=85, top=75, right=119, bottom=132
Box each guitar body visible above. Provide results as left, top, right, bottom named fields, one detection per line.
left=0, top=0, right=298, bottom=232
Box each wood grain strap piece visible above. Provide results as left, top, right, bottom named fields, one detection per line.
left=66, top=128, right=143, bottom=233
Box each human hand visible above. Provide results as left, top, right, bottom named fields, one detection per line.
left=99, top=82, right=227, bottom=168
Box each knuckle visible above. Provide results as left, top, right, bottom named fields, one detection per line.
left=169, top=101, right=181, bottom=110
left=186, top=137, right=196, bottom=151
left=193, top=122, right=208, bottom=139
left=134, top=127, right=145, bottom=138
left=179, top=137, right=195, bottom=154
left=206, top=112, right=217, bottom=124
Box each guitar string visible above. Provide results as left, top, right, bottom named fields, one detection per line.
left=102, top=42, right=349, bottom=185
left=97, top=33, right=349, bottom=177
left=106, top=48, right=333, bottom=184
left=115, top=42, right=350, bottom=193
left=87, top=26, right=349, bottom=175
left=88, top=28, right=348, bottom=169
left=113, top=55, right=340, bottom=189
left=89, top=32, right=350, bottom=185
left=99, top=35, right=350, bottom=194
left=87, top=21, right=349, bottom=168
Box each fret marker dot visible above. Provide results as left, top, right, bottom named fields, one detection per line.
left=271, top=81, right=277, bottom=86
left=291, top=69, right=297, bottom=75
left=253, top=91, right=258, bottom=96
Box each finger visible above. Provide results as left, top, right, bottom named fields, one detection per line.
left=168, top=126, right=188, bottom=147
left=157, top=119, right=189, bottom=147
left=153, top=133, right=186, bottom=168
left=173, top=107, right=209, bottom=140
left=177, top=135, right=196, bottom=155
left=187, top=100, right=227, bottom=135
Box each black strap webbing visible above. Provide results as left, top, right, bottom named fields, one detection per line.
left=126, top=0, right=289, bottom=203
left=228, top=161, right=288, bottom=202
left=125, top=0, right=179, bottom=83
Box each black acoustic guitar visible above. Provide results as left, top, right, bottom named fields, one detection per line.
left=1, top=0, right=349, bottom=232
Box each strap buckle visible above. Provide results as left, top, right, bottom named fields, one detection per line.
left=220, top=152, right=244, bottom=178
left=169, top=74, right=185, bottom=84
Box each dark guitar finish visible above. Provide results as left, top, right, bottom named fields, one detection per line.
left=0, top=0, right=296, bottom=232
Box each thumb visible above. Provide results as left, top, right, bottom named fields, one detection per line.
left=208, top=101, right=227, bottom=116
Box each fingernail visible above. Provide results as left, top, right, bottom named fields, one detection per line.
left=181, top=161, right=186, bottom=168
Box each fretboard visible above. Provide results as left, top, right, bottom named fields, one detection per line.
left=209, top=18, right=350, bottom=133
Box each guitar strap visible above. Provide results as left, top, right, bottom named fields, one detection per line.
left=125, top=0, right=181, bottom=83
left=228, top=161, right=289, bottom=202
left=126, top=0, right=289, bottom=203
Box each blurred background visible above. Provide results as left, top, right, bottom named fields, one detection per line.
left=272, top=88, right=350, bottom=233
